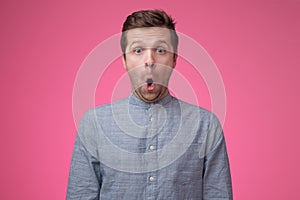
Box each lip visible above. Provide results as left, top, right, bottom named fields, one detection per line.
left=143, top=77, right=155, bottom=91
left=146, top=78, right=153, bottom=86
left=146, top=82, right=155, bottom=91
left=144, top=77, right=154, bottom=84
left=145, top=75, right=153, bottom=81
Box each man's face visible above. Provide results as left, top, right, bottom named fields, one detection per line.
left=123, top=27, right=177, bottom=103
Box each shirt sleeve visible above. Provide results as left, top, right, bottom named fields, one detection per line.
left=202, top=116, right=233, bottom=200
left=66, top=112, right=102, bottom=200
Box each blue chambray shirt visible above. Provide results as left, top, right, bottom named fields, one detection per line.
left=67, top=93, right=232, bottom=200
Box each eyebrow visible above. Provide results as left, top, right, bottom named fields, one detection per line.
left=128, top=40, right=144, bottom=49
left=129, top=40, right=170, bottom=49
left=154, top=40, right=170, bottom=47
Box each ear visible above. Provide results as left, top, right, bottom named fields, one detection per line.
left=122, top=55, right=127, bottom=70
left=172, top=54, right=178, bottom=68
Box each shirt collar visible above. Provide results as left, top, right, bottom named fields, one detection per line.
left=128, top=92, right=173, bottom=108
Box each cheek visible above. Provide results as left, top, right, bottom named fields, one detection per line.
left=127, top=65, right=145, bottom=79
left=124, top=61, right=135, bottom=71
left=125, top=57, right=145, bottom=70
left=157, top=55, right=175, bottom=66
left=153, top=66, right=173, bottom=81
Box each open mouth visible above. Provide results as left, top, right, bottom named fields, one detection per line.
left=146, top=78, right=154, bottom=90
left=147, top=78, right=153, bottom=86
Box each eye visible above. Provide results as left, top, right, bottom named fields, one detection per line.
left=133, top=48, right=143, bottom=54
left=156, top=47, right=166, bottom=54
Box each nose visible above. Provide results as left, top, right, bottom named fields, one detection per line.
left=145, top=48, right=155, bottom=68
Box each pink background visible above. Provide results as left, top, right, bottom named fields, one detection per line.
left=1, top=0, right=300, bottom=199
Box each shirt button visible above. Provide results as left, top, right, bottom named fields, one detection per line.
left=149, top=176, right=155, bottom=182
left=149, top=117, right=154, bottom=122
left=149, top=145, right=155, bottom=150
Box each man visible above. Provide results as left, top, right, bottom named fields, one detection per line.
left=67, top=10, right=232, bottom=199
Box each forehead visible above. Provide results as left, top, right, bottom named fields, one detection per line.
left=126, top=27, right=172, bottom=46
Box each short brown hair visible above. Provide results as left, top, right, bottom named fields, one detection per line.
left=121, top=9, right=178, bottom=56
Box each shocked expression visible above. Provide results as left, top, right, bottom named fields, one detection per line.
left=123, top=27, right=177, bottom=103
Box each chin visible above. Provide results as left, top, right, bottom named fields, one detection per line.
left=142, top=94, right=158, bottom=101
left=143, top=91, right=166, bottom=102
left=135, top=86, right=167, bottom=103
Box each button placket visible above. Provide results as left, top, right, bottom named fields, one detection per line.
left=149, top=176, right=155, bottom=182
left=149, top=145, right=155, bottom=151
left=149, top=116, right=154, bottom=122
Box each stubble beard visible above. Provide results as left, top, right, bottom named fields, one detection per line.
left=133, top=84, right=169, bottom=104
